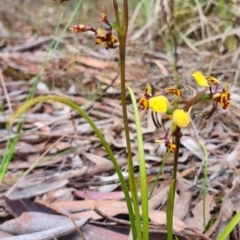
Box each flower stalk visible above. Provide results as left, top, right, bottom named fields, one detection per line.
left=113, top=1, right=142, bottom=239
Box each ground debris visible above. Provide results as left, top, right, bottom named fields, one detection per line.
left=0, top=1, right=240, bottom=239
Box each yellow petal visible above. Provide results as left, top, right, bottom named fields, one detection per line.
left=148, top=96, right=169, bottom=113
left=100, top=13, right=107, bottom=23
left=172, top=109, right=190, bottom=128
left=167, top=143, right=176, bottom=152
left=94, top=38, right=103, bottom=45
left=191, top=71, right=209, bottom=87
left=155, top=139, right=176, bottom=152
left=110, top=35, right=118, bottom=43
left=145, top=83, right=155, bottom=98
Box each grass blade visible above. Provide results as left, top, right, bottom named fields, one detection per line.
left=167, top=179, right=175, bottom=240
left=217, top=212, right=240, bottom=240
left=127, top=85, right=148, bottom=240
left=199, top=140, right=208, bottom=230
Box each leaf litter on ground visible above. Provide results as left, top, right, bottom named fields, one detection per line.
left=0, top=0, right=240, bottom=239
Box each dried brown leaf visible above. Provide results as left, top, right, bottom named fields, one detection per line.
left=180, top=136, right=204, bottom=159
left=174, top=173, right=192, bottom=220
left=81, top=224, right=128, bottom=240
left=149, top=210, right=186, bottom=232
left=9, top=172, right=69, bottom=199
left=76, top=56, right=115, bottom=69
left=82, top=152, right=110, bottom=165
left=214, top=194, right=234, bottom=239
left=184, top=195, right=215, bottom=233
left=74, top=190, right=125, bottom=200
left=149, top=186, right=169, bottom=210
left=42, top=188, right=74, bottom=202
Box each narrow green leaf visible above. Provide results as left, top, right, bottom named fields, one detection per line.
left=199, top=140, right=209, bottom=230
left=127, top=85, right=148, bottom=240
left=167, top=179, right=175, bottom=240
left=217, top=212, right=240, bottom=240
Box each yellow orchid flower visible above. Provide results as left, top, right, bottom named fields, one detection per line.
left=192, top=71, right=221, bottom=87
left=172, top=109, right=190, bottom=128
left=212, top=83, right=231, bottom=109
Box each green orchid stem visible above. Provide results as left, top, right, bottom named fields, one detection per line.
left=199, top=140, right=209, bottom=231
left=167, top=129, right=181, bottom=240
left=113, top=1, right=141, bottom=240
left=173, top=134, right=180, bottom=189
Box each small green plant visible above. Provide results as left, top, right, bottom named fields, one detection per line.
left=138, top=71, right=231, bottom=239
